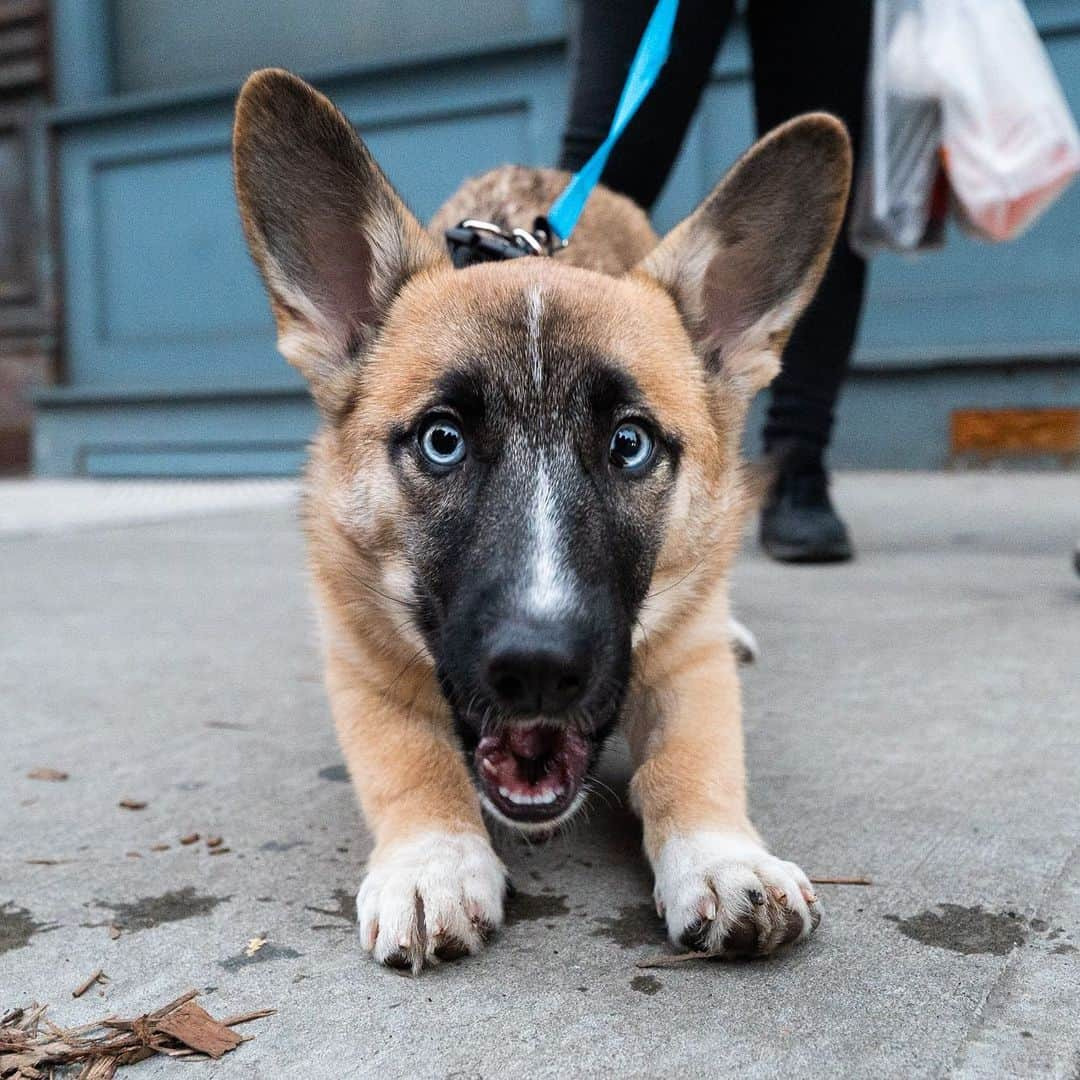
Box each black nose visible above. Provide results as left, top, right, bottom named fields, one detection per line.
left=483, top=620, right=592, bottom=716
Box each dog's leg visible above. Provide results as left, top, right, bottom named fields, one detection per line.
left=326, top=652, right=506, bottom=972
left=628, top=631, right=820, bottom=959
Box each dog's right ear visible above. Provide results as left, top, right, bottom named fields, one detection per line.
left=233, top=69, right=446, bottom=410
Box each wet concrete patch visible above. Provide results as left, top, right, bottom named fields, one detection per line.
left=306, top=888, right=358, bottom=928
left=591, top=902, right=664, bottom=948
left=0, top=902, right=56, bottom=955
left=220, top=943, right=303, bottom=971
left=630, top=974, right=662, bottom=995
left=505, top=891, right=570, bottom=926
left=319, top=764, right=349, bottom=783
left=94, top=887, right=229, bottom=932
left=885, top=905, right=1028, bottom=956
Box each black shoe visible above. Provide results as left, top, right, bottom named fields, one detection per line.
left=759, top=444, right=853, bottom=564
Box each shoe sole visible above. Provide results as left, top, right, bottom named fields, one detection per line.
left=761, top=539, right=854, bottom=564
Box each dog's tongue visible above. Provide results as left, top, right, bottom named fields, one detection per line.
left=505, top=723, right=552, bottom=759
left=475, top=722, right=590, bottom=815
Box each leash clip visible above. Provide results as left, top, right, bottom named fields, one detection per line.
left=445, top=217, right=565, bottom=269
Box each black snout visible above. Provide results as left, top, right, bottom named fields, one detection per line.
left=483, top=619, right=592, bottom=716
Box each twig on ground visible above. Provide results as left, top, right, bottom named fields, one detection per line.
left=635, top=951, right=714, bottom=968
left=72, top=970, right=106, bottom=999
left=809, top=876, right=874, bottom=886
left=216, top=1009, right=276, bottom=1027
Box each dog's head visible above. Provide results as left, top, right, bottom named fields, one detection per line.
left=233, top=70, right=850, bottom=832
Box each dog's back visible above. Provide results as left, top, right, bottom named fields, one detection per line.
left=429, top=165, right=658, bottom=276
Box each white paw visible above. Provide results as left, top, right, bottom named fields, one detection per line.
left=728, top=616, right=760, bottom=664
left=653, top=831, right=821, bottom=958
left=357, top=831, right=506, bottom=972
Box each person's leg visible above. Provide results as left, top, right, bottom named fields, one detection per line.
left=559, top=0, right=734, bottom=210
left=748, top=1, right=873, bottom=562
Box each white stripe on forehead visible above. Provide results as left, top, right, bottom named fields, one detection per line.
left=526, top=457, right=572, bottom=616
left=525, top=284, right=543, bottom=392
left=522, top=284, right=575, bottom=616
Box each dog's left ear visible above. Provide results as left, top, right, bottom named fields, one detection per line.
left=635, top=113, right=851, bottom=394
left=233, top=68, right=447, bottom=411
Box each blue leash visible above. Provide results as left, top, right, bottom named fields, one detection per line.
left=444, top=0, right=679, bottom=266
left=547, top=0, right=680, bottom=243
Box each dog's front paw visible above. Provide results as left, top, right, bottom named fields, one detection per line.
left=653, top=831, right=820, bottom=959
left=357, top=831, right=505, bottom=972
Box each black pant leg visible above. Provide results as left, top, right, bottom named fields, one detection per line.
left=748, top=1, right=873, bottom=452
left=559, top=0, right=734, bottom=210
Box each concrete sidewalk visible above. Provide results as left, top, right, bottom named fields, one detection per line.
left=2, top=473, right=1078, bottom=1078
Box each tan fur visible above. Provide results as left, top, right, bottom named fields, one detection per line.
left=304, top=252, right=745, bottom=859
left=232, top=69, right=851, bottom=965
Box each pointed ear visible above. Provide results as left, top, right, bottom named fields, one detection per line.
left=635, top=113, right=851, bottom=394
left=233, top=68, right=447, bottom=409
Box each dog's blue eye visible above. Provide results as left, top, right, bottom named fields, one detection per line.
left=610, top=422, right=654, bottom=471
left=419, top=418, right=466, bottom=468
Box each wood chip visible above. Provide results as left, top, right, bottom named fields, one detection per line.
left=25, top=858, right=67, bottom=866
left=208, top=847, right=231, bottom=856
left=118, top=800, right=147, bottom=811
left=0, top=989, right=272, bottom=1076
left=204, top=836, right=223, bottom=848
left=108, top=925, right=121, bottom=941
left=150, top=844, right=170, bottom=852
left=243, top=937, right=266, bottom=958
left=72, top=969, right=105, bottom=999
left=154, top=1002, right=242, bottom=1060
left=809, top=875, right=874, bottom=886
left=81, top=1056, right=120, bottom=1079
left=27, top=767, right=68, bottom=781
left=178, top=834, right=199, bottom=845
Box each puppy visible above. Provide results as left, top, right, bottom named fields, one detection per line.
left=232, top=69, right=850, bottom=971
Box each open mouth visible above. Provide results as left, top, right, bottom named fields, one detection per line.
left=475, top=721, right=590, bottom=826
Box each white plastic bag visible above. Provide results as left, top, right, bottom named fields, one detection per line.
left=929, top=0, right=1080, bottom=241
left=852, top=0, right=1080, bottom=253
left=851, top=0, right=948, bottom=256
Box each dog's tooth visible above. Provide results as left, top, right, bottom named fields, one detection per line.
left=482, top=759, right=498, bottom=776
left=498, top=786, right=512, bottom=799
